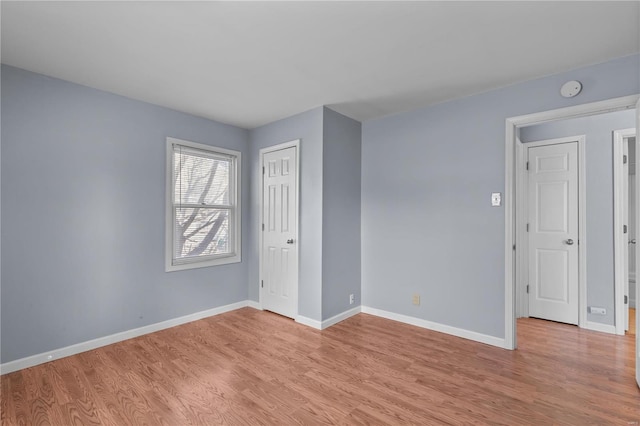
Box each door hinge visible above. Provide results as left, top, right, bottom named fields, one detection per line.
left=262, top=223, right=265, bottom=231
left=526, top=285, right=529, bottom=294
left=261, top=280, right=264, bottom=288
left=623, top=155, right=628, bottom=164
left=624, top=224, right=627, bottom=234
left=513, top=244, right=516, bottom=251
left=526, top=161, right=529, bottom=171
left=624, top=295, right=628, bottom=304
left=263, top=166, right=265, bottom=174
left=526, top=223, right=529, bottom=232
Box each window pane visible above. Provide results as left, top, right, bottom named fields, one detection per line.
left=174, top=150, right=230, bottom=206
left=174, top=208, right=230, bottom=260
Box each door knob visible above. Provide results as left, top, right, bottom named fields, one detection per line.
left=565, top=239, right=574, bottom=245
left=630, top=239, right=637, bottom=245
left=286, top=239, right=294, bottom=244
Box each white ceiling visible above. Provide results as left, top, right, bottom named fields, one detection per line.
left=2, top=1, right=639, bottom=129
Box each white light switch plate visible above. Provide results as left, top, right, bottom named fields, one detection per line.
left=491, top=192, right=501, bottom=207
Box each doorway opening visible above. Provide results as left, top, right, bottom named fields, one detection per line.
left=504, top=94, right=640, bottom=350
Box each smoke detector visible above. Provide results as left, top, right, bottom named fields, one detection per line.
left=560, top=80, right=582, bottom=98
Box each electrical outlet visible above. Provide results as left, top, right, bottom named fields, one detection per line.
left=349, top=294, right=354, bottom=305
left=588, top=306, right=606, bottom=315
left=412, top=294, right=420, bottom=306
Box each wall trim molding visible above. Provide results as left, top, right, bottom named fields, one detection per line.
left=295, top=315, right=322, bottom=329
left=247, top=300, right=261, bottom=310
left=296, top=306, right=362, bottom=330
left=361, top=306, right=506, bottom=349
left=584, top=320, right=617, bottom=335
left=321, top=306, right=361, bottom=329
left=1, top=300, right=249, bottom=375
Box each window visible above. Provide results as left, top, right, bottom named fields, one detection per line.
left=166, top=137, right=241, bottom=271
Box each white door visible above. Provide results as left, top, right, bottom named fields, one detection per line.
left=527, top=141, right=579, bottom=325
left=261, top=145, right=298, bottom=319
left=623, top=138, right=630, bottom=331
left=614, top=130, right=635, bottom=335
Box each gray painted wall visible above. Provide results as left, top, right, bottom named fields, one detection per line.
left=1, top=65, right=250, bottom=363
left=322, top=107, right=362, bottom=320
left=520, top=109, right=636, bottom=325
left=248, top=108, right=324, bottom=321
left=3, top=53, right=639, bottom=363
left=361, top=54, right=639, bottom=339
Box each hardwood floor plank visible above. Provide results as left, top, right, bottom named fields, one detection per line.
left=9, top=373, right=31, bottom=425
left=0, top=381, right=10, bottom=424
left=2, top=308, right=640, bottom=425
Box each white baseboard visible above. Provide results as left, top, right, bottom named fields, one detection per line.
left=321, top=306, right=361, bottom=329
left=295, top=315, right=322, bottom=329
left=1, top=300, right=249, bottom=375
left=361, top=306, right=506, bottom=349
left=584, top=320, right=617, bottom=335
left=296, top=306, right=362, bottom=330
left=247, top=300, right=261, bottom=310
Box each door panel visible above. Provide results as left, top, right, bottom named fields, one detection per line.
left=536, top=249, right=568, bottom=302
left=262, top=146, right=298, bottom=319
left=528, top=141, right=579, bottom=325
left=537, top=181, right=568, bottom=232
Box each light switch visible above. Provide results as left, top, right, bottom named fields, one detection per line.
left=491, top=192, right=501, bottom=207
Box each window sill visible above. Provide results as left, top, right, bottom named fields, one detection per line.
left=165, top=254, right=241, bottom=272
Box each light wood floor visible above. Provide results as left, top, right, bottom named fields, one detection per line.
left=2, top=308, right=639, bottom=425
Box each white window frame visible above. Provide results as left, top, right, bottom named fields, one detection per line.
left=165, top=137, right=241, bottom=272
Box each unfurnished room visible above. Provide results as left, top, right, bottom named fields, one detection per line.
left=1, top=1, right=640, bottom=424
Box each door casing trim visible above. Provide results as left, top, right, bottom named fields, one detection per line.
left=613, top=127, right=636, bottom=335
left=258, top=139, right=301, bottom=317
left=504, top=94, right=640, bottom=350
